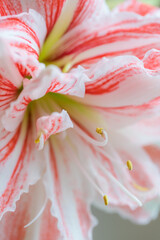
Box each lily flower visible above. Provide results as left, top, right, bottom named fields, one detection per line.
left=1, top=0, right=160, bottom=239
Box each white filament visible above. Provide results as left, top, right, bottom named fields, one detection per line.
left=96, top=159, right=142, bottom=207
left=70, top=139, right=105, bottom=197
left=24, top=198, right=47, bottom=228
left=74, top=125, right=108, bottom=147
left=98, top=147, right=124, bottom=170
left=76, top=156, right=104, bottom=196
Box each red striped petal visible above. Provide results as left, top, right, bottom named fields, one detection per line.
left=43, top=140, right=96, bottom=240
left=67, top=0, right=108, bottom=31
left=0, top=10, right=46, bottom=77
left=39, top=201, right=61, bottom=240
left=82, top=53, right=160, bottom=108
left=70, top=53, right=160, bottom=128
left=36, top=110, right=73, bottom=150
left=0, top=190, right=29, bottom=240
left=0, top=0, right=66, bottom=32
left=38, top=0, right=108, bottom=61
left=0, top=182, right=61, bottom=240
left=52, top=11, right=160, bottom=67
left=115, top=0, right=158, bottom=16
left=0, top=40, right=22, bottom=111
left=2, top=65, right=86, bottom=132
left=0, top=119, right=45, bottom=219
left=0, top=75, right=18, bottom=111
left=80, top=132, right=160, bottom=213
left=0, top=0, right=108, bottom=33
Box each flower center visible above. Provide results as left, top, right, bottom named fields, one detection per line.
left=38, top=0, right=79, bottom=71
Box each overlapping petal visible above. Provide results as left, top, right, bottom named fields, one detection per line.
left=0, top=117, right=45, bottom=219
left=0, top=9, right=46, bottom=77
left=0, top=188, right=29, bottom=239
left=36, top=110, right=73, bottom=150
left=43, top=140, right=96, bottom=240
left=51, top=11, right=160, bottom=68
left=98, top=198, right=160, bottom=225
left=0, top=0, right=108, bottom=32
left=0, top=0, right=65, bottom=32
left=115, top=0, right=158, bottom=16
left=0, top=40, right=22, bottom=111
left=0, top=0, right=160, bottom=237
left=71, top=53, right=160, bottom=129
left=38, top=0, right=109, bottom=61
left=119, top=115, right=160, bottom=146
left=84, top=55, right=160, bottom=106
left=2, top=65, right=87, bottom=132
left=0, top=181, right=61, bottom=240
left=70, top=129, right=160, bottom=223
left=144, top=146, right=160, bottom=172
left=110, top=133, right=160, bottom=203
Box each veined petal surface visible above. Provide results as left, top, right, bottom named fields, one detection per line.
left=43, top=139, right=97, bottom=240
left=0, top=0, right=108, bottom=31
left=2, top=65, right=87, bottom=132
left=0, top=40, right=22, bottom=111
left=115, top=0, right=158, bottom=16
left=36, top=110, right=73, bottom=150
left=51, top=11, right=160, bottom=68
left=0, top=117, right=45, bottom=219
left=0, top=0, right=160, bottom=238
left=0, top=10, right=46, bottom=77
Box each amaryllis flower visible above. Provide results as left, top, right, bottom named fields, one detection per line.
left=1, top=0, right=160, bottom=239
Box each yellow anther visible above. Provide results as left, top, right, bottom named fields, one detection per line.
left=35, top=133, right=42, bottom=144
left=103, top=195, right=108, bottom=206
left=62, top=62, right=72, bottom=73
left=35, top=136, right=40, bottom=144
left=96, top=127, right=104, bottom=135
left=127, top=160, right=133, bottom=171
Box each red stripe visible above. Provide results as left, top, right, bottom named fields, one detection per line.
left=0, top=120, right=32, bottom=215
left=49, top=143, right=71, bottom=239
left=0, top=128, right=21, bottom=163
left=86, top=63, right=141, bottom=94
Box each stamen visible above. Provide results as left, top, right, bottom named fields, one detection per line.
left=76, top=156, right=110, bottom=206
left=74, top=125, right=108, bottom=147
left=35, top=132, right=44, bottom=150
left=96, top=128, right=108, bottom=146
left=35, top=134, right=41, bottom=144
left=95, top=156, right=142, bottom=207
left=76, top=158, right=109, bottom=205
left=127, top=160, right=133, bottom=171
left=62, top=62, right=72, bottom=73
left=77, top=159, right=104, bottom=196
left=103, top=195, right=108, bottom=206
left=24, top=198, right=47, bottom=228
left=72, top=145, right=105, bottom=197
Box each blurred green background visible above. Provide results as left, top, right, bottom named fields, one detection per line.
left=107, top=0, right=160, bottom=9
